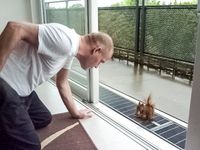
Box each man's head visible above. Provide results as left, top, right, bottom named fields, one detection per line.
left=76, top=32, right=114, bottom=70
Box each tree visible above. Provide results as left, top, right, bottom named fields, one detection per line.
left=112, top=0, right=196, bottom=6
left=111, top=0, right=137, bottom=6
left=122, top=0, right=137, bottom=5
left=147, top=0, right=160, bottom=5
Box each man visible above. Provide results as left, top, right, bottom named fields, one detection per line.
left=0, top=21, right=113, bottom=150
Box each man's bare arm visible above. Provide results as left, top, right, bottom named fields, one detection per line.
left=56, top=68, right=92, bottom=119
left=0, top=21, right=38, bottom=70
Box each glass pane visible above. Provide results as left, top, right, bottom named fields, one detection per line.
left=98, top=2, right=196, bottom=148
left=43, top=0, right=88, bottom=88
left=98, top=1, right=196, bottom=125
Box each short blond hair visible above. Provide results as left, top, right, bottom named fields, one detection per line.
left=85, top=32, right=114, bottom=56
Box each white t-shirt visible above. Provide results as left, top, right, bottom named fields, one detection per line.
left=0, top=23, right=80, bottom=96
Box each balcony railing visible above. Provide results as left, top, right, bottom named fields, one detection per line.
left=113, top=46, right=194, bottom=84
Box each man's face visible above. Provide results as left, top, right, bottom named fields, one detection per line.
left=80, top=47, right=111, bottom=70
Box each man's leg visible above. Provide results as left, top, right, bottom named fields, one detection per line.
left=0, top=78, right=41, bottom=150
left=28, top=91, right=52, bottom=129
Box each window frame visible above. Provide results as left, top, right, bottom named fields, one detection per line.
left=185, top=3, right=200, bottom=149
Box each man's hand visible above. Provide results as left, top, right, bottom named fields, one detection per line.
left=74, top=108, right=92, bottom=119
left=56, top=69, right=93, bottom=120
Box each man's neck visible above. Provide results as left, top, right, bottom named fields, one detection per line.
left=76, top=36, right=88, bottom=59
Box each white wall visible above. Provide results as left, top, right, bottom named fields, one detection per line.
left=30, top=0, right=42, bottom=24
left=0, top=0, right=41, bottom=32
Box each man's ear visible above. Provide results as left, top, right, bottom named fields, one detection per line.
left=92, top=47, right=102, bottom=54
left=91, top=47, right=101, bottom=55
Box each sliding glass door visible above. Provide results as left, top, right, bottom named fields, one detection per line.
left=42, top=0, right=89, bottom=99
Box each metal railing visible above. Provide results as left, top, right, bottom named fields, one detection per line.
left=113, top=46, right=194, bottom=83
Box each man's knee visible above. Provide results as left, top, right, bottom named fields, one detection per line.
left=43, top=112, right=52, bottom=127
left=19, top=130, right=42, bottom=150
left=34, top=112, right=52, bottom=129
left=19, top=142, right=41, bottom=150
left=29, top=142, right=41, bottom=150
left=0, top=131, right=41, bottom=150
left=20, top=139, right=41, bottom=150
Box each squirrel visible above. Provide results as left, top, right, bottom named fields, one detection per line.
left=135, top=95, right=155, bottom=121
